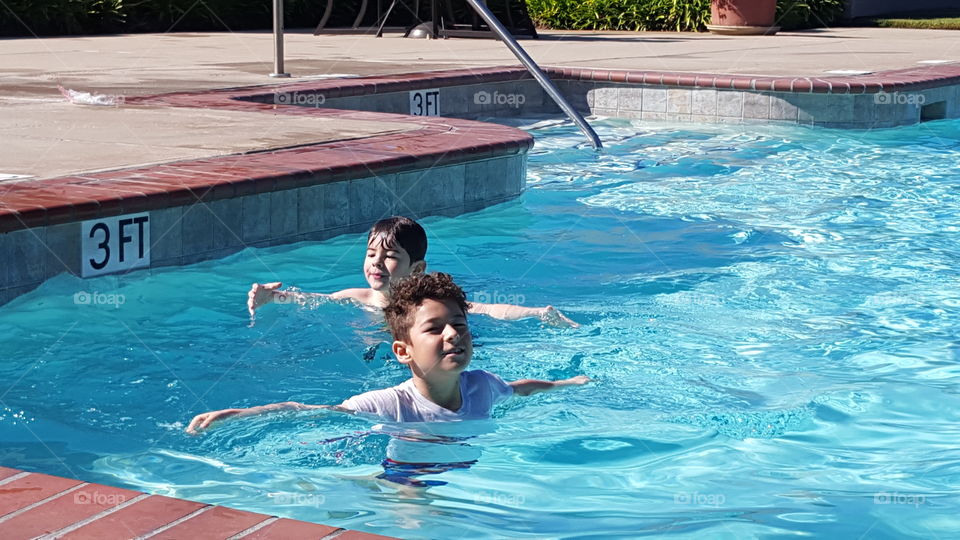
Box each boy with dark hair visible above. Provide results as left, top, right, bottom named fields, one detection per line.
left=189, top=272, right=588, bottom=432
left=247, top=216, right=577, bottom=326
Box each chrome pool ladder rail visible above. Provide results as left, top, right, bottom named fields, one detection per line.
left=464, top=0, right=603, bottom=150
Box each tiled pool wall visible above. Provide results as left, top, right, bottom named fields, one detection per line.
left=571, top=81, right=960, bottom=128
left=140, top=156, right=525, bottom=267
left=3, top=64, right=959, bottom=306
left=270, top=69, right=960, bottom=128
left=303, top=81, right=555, bottom=118
left=0, top=155, right=525, bottom=306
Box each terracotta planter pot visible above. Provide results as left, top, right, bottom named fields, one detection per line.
left=708, top=0, right=779, bottom=35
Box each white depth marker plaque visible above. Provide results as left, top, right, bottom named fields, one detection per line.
left=409, top=88, right=440, bottom=116
left=81, top=212, right=150, bottom=277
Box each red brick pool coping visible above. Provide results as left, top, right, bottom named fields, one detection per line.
left=0, top=71, right=536, bottom=234
left=548, top=63, right=960, bottom=94
left=3, top=63, right=960, bottom=235
left=0, top=466, right=392, bottom=539
left=138, top=63, right=960, bottom=102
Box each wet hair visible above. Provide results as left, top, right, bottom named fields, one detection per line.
left=367, top=216, right=427, bottom=263
left=384, top=272, right=469, bottom=341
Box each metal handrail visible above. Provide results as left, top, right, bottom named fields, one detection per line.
left=270, top=0, right=291, bottom=77
left=464, top=0, right=602, bottom=150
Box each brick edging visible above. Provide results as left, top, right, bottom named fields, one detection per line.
left=127, top=63, right=960, bottom=104
left=545, top=64, right=960, bottom=94
left=127, top=66, right=535, bottom=106
left=0, top=69, right=534, bottom=234
left=0, top=466, right=394, bottom=539
left=4, top=62, right=959, bottom=234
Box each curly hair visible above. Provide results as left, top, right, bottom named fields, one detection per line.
left=384, top=272, right=469, bottom=341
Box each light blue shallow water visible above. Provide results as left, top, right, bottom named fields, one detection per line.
left=2, top=117, right=960, bottom=538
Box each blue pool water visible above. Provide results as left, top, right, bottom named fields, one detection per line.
left=2, top=117, right=960, bottom=538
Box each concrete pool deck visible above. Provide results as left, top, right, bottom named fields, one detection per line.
left=2, top=100, right=416, bottom=181
left=3, top=27, right=959, bottom=95
left=1, top=27, right=958, bottom=180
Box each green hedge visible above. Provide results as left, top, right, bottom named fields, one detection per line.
left=874, top=16, right=960, bottom=30
left=524, top=0, right=710, bottom=32
left=526, top=0, right=845, bottom=32
left=1, top=0, right=845, bottom=36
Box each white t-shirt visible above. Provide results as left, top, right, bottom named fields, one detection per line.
left=340, top=370, right=514, bottom=423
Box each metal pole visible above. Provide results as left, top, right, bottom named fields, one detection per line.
left=270, top=0, right=291, bottom=77
left=464, top=0, right=601, bottom=150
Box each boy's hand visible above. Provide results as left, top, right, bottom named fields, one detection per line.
left=539, top=306, right=580, bottom=328
left=564, top=375, right=591, bottom=385
left=186, top=408, right=242, bottom=434
left=247, top=282, right=282, bottom=317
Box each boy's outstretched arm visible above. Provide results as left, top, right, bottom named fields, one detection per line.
left=509, top=375, right=591, bottom=396
left=248, top=282, right=324, bottom=316
left=186, top=401, right=338, bottom=434
left=469, top=302, right=579, bottom=328
left=247, top=282, right=373, bottom=316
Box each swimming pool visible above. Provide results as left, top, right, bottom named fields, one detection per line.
left=2, top=116, right=959, bottom=538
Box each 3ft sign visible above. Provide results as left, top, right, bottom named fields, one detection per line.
left=409, top=88, right=440, bottom=116
left=81, top=212, right=151, bottom=277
